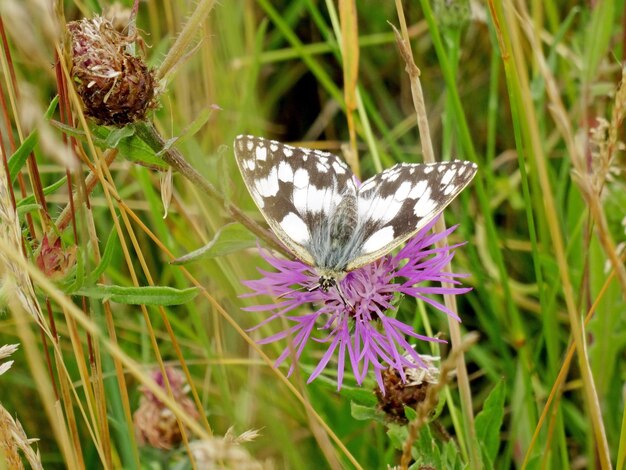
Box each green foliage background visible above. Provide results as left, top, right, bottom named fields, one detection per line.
left=0, top=0, right=624, bottom=469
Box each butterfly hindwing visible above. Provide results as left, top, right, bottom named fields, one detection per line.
left=234, top=135, right=356, bottom=265
left=346, top=161, right=477, bottom=270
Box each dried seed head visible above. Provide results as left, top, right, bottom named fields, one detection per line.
left=0, top=343, right=19, bottom=376
left=375, top=355, right=442, bottom=423
left=188, top=431, right=267, bottom=470
left=67, top=16, right=156, bottom=126
left=0, top=384, right=43, bottom=469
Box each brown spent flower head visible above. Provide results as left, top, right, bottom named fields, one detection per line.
left=133, top=367, right=199, bottom=450
left=67, top=16, right=156, bottom=126
left=375, top=355, right=442, bottom=423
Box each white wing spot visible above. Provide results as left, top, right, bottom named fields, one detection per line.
left=256, top=167, right=279, bottom=197
left=437, top=164, right=446, bottom=172
left=256, top=146, right=267, bottom=161
left=284, top=148, right=293, bottom=157
left=359, top=179, right=376, bottom=193
left=386, top=171, right=401, bottom=182
left=424, top=166, right=434, bottom=174
left=244, top=158, right=255, bottom=171
left=441, top=169, right=455, bottom=185
left=278, top=161, right=293, bottom=182
left=280, top=213, right=310, bottom=244
left=414, top=192, right=437, bottom=217
left=246, top=140, right=254, bottom=151
left=443, top=184, right=457, bottom=195
left=332, top=161, right=347, bottom=174
left=362, top=226, right=395, bottom=254
left=458, top=165, right=466, bottom=176
left=270, top=143, right=278, bottom=152
left=293, top=184, right=326, bottom=214
left=316, top=162, right=329, bottom=173
left=395, top=181, right=412, bottom=200
left=408, top=180, right=427, bottom=199
left=293, top=168, right=310, bottom=188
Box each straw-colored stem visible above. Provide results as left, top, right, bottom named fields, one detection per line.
left=392, top=3, right=479, bottom=467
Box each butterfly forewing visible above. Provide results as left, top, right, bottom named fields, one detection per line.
left=234, top=135, right=357, bottom=266
left=345, top=161, right=477, bottom=270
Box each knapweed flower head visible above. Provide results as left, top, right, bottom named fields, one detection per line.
left=375, top=354, right=442, bottom=422
left=242, top=217, right=471, bottom=391
left=67, top=16, right=156, bottom=126
left=134, top=367, right=199, bottom=450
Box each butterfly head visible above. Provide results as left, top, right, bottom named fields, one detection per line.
left=317, top=271, right=355, bottom=313
left=317, top=268, right=346, bottom=292
left=319, top=275, right=336, bottom=293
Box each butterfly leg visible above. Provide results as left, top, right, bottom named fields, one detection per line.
left=318, top=276, right=355, bottom=313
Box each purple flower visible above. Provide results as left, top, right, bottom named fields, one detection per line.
left=241, top=218, right=471, bottom=391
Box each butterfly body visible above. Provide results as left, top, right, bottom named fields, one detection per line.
left=234, top=135, right=477, bottom=287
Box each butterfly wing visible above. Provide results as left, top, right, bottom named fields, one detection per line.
left=345, top=161, right=477, bottom=271
left=234, top=135, right=356, bottom=266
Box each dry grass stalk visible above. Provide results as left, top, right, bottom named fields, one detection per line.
left=0, top=149, right=41, bottom=320
left=0, top=342, right=43, bottom=470
left=188, top=427, right=269, bottom=470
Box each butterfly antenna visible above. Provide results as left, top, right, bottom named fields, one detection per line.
left=277, top=284, right=311, bottom=299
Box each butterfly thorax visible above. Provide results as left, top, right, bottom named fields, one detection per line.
left=307, top=186, right=362, bottom=273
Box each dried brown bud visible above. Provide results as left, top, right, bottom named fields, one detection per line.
left=67, top=17, right=156, bottom=126
left=35, top=235, right=76, bottom=279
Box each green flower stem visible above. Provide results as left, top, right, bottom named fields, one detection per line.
left=133, top=121, right=287, bottom=257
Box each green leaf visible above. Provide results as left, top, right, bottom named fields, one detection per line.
left=403, top=405, right=417, bottom=421
left=171, top=223, right=257, bottom=264
left=583, top=0, right=614, bottom=84
left=386, top=423, right=409, bottom=450
left=342, top=387, right=378, bottom=406
left=8, top=96, right=59, bottom=183
left=16, top=203, right=41, bottom=217
left=475, top=379, right=506, bottom=465
left=87, top=228, right=119, bottom=284
left=9, top=131, right=37, bottom=184
left=350, top=402, right=386, bottom=423
left=17, top=176, right=67, bottom=208
left=104, top=126, right=135, bottom=148
left=52, top=121, right=167, bottom=170
left=75, top=285, right=198, bottom=306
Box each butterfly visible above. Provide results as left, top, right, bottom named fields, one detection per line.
left=234, top=135, right=477, bottom=292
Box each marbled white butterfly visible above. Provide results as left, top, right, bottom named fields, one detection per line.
left=234, top=135, right=477, bottom=291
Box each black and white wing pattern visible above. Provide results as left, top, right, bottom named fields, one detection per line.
left=234, top=135, right=477, bottom=276
left=233, top=135, right=356, bottom=266
left=346, top=161, right=477, bottom=270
